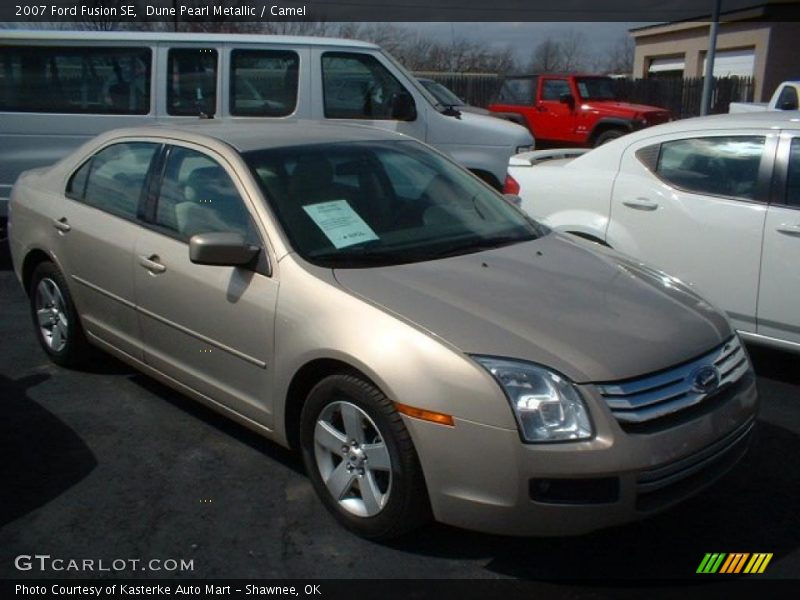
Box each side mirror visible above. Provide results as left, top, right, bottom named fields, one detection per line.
left=391, top=91, right=417, bottom=121
left=189, top=232, right=260, bottom=267
left=559, top=93, right=575, bottom=108
left=779, top=99, right=798, bottom=111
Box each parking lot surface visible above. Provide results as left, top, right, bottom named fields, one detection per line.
left=1, top=248, right=799, bottom=581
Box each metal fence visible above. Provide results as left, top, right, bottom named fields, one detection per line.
left=413, top=71, right=502, bottom=109
left=611, top=77, right=755, bottom=118
left=415, top=72, right=755, bottom=118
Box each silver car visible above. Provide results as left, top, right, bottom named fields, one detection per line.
left=8, top=121, right=758, bottom=539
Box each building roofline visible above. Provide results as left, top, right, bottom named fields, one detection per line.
left=629, top=1, right=799, bottom=36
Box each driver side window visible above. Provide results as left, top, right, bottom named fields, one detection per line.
left=154, top=146, right=254, bottom=241
left=322, top=52, right=412, bottom=120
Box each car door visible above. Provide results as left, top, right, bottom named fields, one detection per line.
left=609, top=132, right=776, bottom=334
left=134, top=142, right=277, bottom=425
left=57, top=141, right=161, bottom=360
left=535, top=77, right=575, bottom=144
left=756, top=132, right=800, bottom=345
left=315, top=50, right=426, bottom=142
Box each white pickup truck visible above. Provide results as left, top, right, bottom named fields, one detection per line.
left=729, top=80, right=800, bottom=112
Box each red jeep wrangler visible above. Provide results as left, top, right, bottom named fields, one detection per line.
left=489, top=74, right=671, bottom=147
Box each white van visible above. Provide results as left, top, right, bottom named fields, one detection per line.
left=0, top=31, right=534, bottom=232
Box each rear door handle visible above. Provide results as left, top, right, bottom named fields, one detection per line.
left=776, top=224, right=800, bottom=237
left=622, top=198, right=659, bottom=211
left=138, top=254, right=167, bottom=274
left=53, top=217, right=71, bottom=233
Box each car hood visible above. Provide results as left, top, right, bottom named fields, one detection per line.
left=429, top=109, right=533, bottom=147
left=333, top=233, right=730, bottom=383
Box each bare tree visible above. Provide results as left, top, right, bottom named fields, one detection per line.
left=558, top=30, right=586, bottom=72
left=528, top=38, right=562, bottom=73
left=600, top=34, right=635, bottom=75
left=526, top=31, right=588, bottom=73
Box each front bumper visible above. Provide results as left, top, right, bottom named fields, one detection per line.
left=404, top=370, right=757, bottom=536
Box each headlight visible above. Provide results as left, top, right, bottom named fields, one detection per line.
left=516, top=144, right=535, bottom=154
left=473, top=356, right=593, bottom=443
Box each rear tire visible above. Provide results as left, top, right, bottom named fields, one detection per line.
left=300, top=374, right=430, bottom=540
left=29, top=261, right=90, bottom=368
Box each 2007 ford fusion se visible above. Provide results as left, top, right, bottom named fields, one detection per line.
left=8, top=121, right=757, bottom=539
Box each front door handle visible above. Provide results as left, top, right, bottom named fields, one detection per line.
left=776, top=224, right=800, bottom=237
left=622, top=198, right=659, bottom=211
left=138, top=254, right=167, bottom=274
left=53, top=217, right=71, bottom=233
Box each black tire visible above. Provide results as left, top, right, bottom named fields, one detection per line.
left=593, top=129, right=625, bottom=147
left=300, top=374, right=430, bottom=540
left=470, top=170, right=502, bottom=191
left=28, top=261, right=90, bottom=368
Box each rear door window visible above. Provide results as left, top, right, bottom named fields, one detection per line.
left=230, top=49, right=299, bottom=116
left=654, top=136, right=766, bottom=201
left=79, top=142, right=159, bottom=219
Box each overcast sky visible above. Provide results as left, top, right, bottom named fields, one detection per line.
left=403, top=22, right=638, bottom=62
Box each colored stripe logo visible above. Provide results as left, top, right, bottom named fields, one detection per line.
left=697, top=553, right=773, bottom=574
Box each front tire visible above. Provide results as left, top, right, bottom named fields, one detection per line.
left=29, top=261, right=90, bottom=368
left=300, top=374, right=430, bottom=540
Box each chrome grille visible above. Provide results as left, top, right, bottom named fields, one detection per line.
left=595, top=336, right=750, bottom=424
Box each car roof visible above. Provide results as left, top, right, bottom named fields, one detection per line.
left=1, top=30, right=379, bottom=49
left=654, top=110, right=800, bottom=130
left=96, top=120, right=410, bottom=153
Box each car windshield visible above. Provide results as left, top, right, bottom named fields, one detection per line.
left=421, top=80, right=465, bottom=106
left=244, top=140, right=544, bottom=268
left=575, top=77, right=617, bottom=101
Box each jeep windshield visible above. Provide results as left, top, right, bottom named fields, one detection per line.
left=244, top=140, right=544, bottom=268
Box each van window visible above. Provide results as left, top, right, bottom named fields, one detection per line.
left=0, top=46, right=151, bottom=114
left=322, top=52, right=411, bottom=120
left=81, top=143, right=159, bottom=219
left=167, top=48, right=217, bottom=117
left=230, top=50, right=299, bottom=117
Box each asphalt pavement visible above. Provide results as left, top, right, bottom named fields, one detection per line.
left=1, top=246, right=799, bottom=581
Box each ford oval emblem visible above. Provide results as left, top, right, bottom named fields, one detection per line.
left=691, top=365, right=720, bottom=394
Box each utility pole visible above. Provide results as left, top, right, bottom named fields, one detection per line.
left=700, top=0, right=722, bottom=115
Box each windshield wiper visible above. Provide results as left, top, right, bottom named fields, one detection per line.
left=312, top=247, right=423, bottom=268
left=426, top=235, right=532, bottom=259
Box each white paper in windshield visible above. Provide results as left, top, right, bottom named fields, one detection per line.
left=302, top=200, right=379, bottom=249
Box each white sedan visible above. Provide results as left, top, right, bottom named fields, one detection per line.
left=508, top=111, right=800, bottom=353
